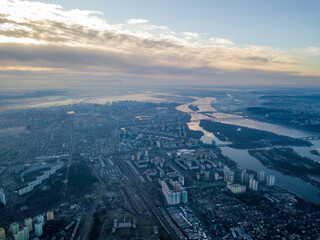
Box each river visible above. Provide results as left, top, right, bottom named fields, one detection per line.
left=176, top=96, right=320, bottom=204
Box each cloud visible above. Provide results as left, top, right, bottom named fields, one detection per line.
left=127, top=18, right=148, bottom=24
left=210, top=37, right=234, bottom=46
left=182, top=32, right=199, bottom=39
left=307, top=46, right=320, bottom=55
left=0, top=0, right=319, bottom=89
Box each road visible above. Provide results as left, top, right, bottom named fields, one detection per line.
left=79, top=159, right=107, bottom=240
left=61, top=137, right=76, bottom=201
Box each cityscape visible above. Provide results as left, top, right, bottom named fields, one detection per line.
left=1, top=0, right=320, bottom=239
left=0, top=89, right=320, bottom=239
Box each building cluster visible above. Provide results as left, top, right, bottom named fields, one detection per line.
left=266, top=175, right=276, bottom=186
left=116, top=102, right=199, bottom=153
left=174, top=149, right=216, bottom=172
left=0, top=160, right=64, bottom=211
left=221, top=167, right=277, bottom=194
left=161, top=180, right=188, bottom=205
left=0, top=211, right=54, bottom=240
left=227, top=183, right=246, bottom=194
left=171, top=149, right=226, bottom=184
left=240, top=170, right=275, bottom=191
left=189, top=183, right=320, bottom=239
left=166, top=206, right=209, bottom=240
left=18, top=163, right=63, bottom=196
left=20, top=163, right=60, bottom=182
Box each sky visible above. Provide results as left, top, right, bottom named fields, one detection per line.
left=0, top=0, right=319, bottom=90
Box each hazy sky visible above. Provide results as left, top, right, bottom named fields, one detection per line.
left=0, top=0, right=319, bottom=89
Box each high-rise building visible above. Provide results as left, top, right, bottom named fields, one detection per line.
left=23, top=227, right=29, bottom=240
left=241, top=170, right=252, bottom=184
left=46, top=211, right=54, bottom=221
left=13, top=233, right=18, bottom=240
left=0, top=227, right=6, bottom=240
left=249, top=178, right=259, bottom=191
left=249, top=174, right=254, bottom=181
left=224, top=170, right=234, bottom=184
left=172, top=192, right=181, bottom=205
left=229, top=171, right=234, bottom=184
left=178, top=175, right=185, bottom=186
left=223, top=171, right=228, bottom=182
left=0, top=189, right=6, bottom=206
left=24, top=218, right=33, bottom=232
left=36, top=215, right=44, bottom=225
left=266, top=175, right=275, bottom=186
left=34, top=222, right=43, bottom=237
left=14, top=229, right=25, bottom=240
left=223, top=166, right=230, bottom=174
left=240, top=170, right=246, bottom=182
left=162, top=181, right=171, bottom=204
left=257, top=171, right=265, bottom=182
left=182, top=190, right=188, bottom=203
left=10, top=222, right=19, bottom=235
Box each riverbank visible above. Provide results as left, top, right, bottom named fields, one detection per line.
left=311, top=149, right=320, bottom=157
left=176, top=96, right=320, bottom=204
left=188, top=104, right=199, bottom=111
left=199, top=120, right=311, bottom=149
left=246, top=106, right=320, bottom=134
left=249, top=148, right=320, bottom=188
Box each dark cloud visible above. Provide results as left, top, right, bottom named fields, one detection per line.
left=0, top=2, right=319, bottom=89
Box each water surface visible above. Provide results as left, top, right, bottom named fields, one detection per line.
left=177, top=96, right=320, bottom=204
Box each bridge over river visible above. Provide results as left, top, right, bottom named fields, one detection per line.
left=299, top=136, right=320, bottom=140
left=191, top=117, right=244, bottom=123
